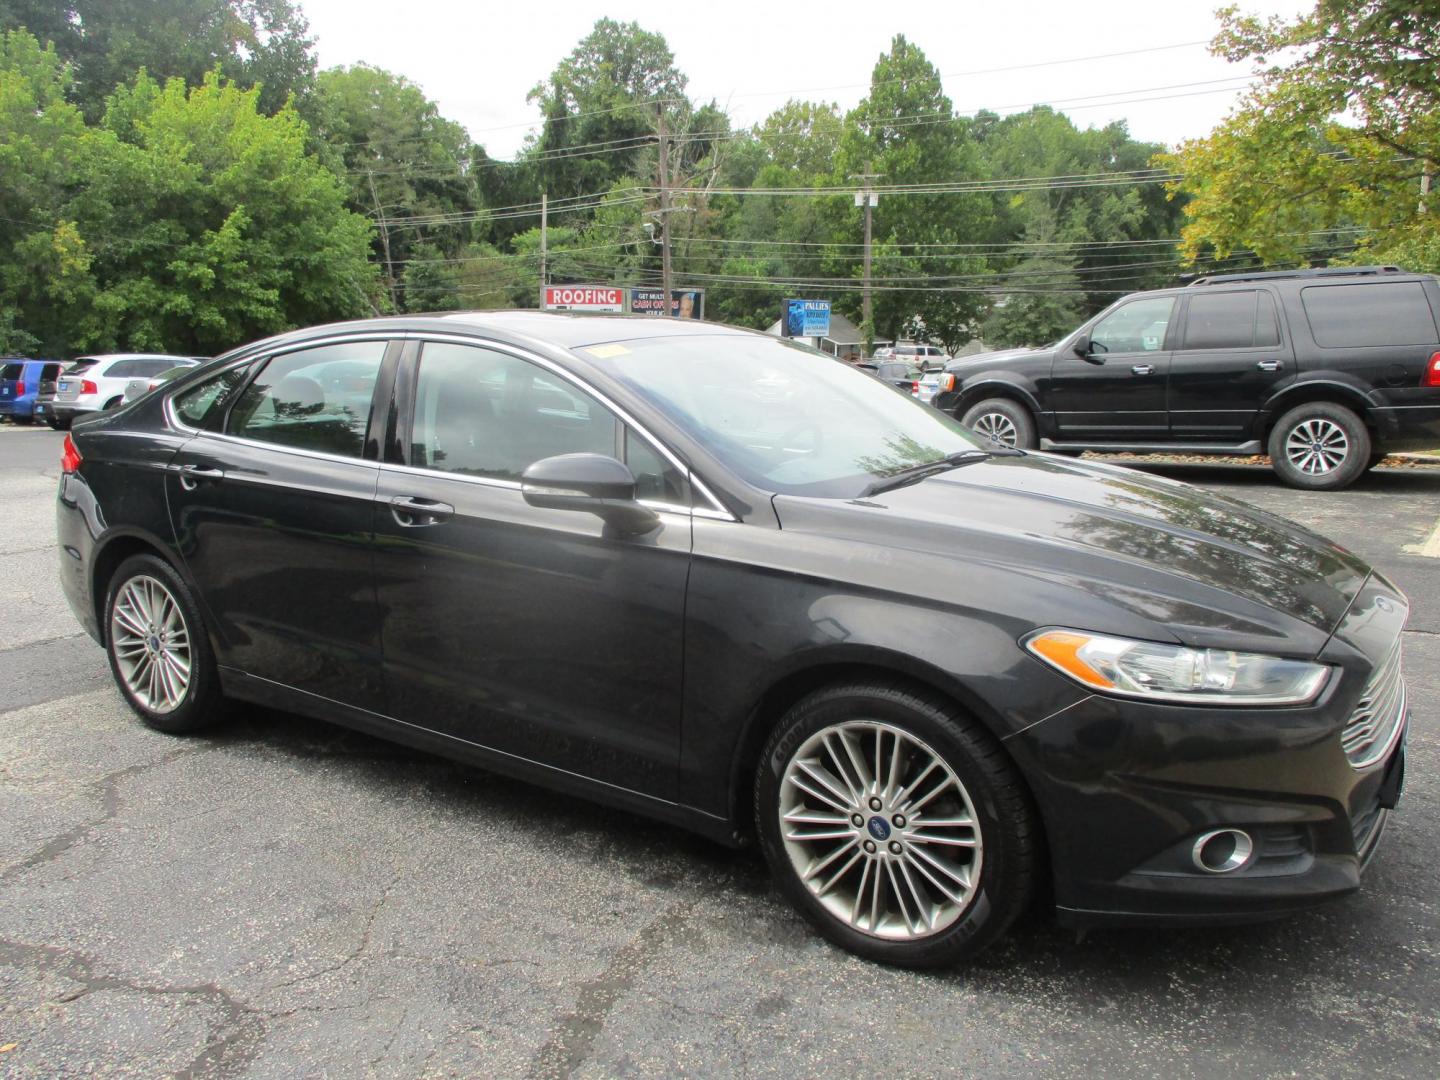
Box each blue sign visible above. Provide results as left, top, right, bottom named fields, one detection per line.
left=785, top=299, right=831, bottom=338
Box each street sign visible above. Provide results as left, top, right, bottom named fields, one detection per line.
left=784, top=299, right=832, bottom=338
left=542, top=285, right=625, bottom=313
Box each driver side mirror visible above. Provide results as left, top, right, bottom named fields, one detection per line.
left=521, top=453, right=659, bottom=534
left=1072, top=333, right=1106, bottom=365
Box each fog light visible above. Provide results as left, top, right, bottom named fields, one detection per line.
left=1191, top=828, right=1254, bottom=874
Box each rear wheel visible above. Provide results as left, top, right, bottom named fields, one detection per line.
left=13, top=415, right=34, bottom=425
left=104, top=554, right=224, bottom=734
left=755, top=681, right=1039, bottom=968
left=1268, top=402, right=1370, bottom=490
left=960, top=398, right=1036, bottom=449
left=47, top=415, right=70, bottom=430
left=103, top=396, right=122, bottom=411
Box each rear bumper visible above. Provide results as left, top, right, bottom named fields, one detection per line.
left=1372, top=404, right=1440, bottom=451
left=50, top=401, right=103, bottom=421
left=0, top=400, right=34, bottom=418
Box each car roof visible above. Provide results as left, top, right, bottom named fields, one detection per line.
left=437, top=310, right=755, bottom=349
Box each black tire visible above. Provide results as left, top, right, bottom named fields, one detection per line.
left=960, top=398, right=1037, bottom=449
left=103, top=554, right=225, bottom=734
left=13, top=415, right=34, bottom=426
left=1267, top=402, right=1370, bottom=491
left=103, top=396, right=123, bottom=411
left=754, top=681, right=1040, bottom=968
left=47, top=415, right=70, bottom=430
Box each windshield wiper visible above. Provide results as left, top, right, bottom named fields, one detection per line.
left=861, top=447, right=1017, bottom=497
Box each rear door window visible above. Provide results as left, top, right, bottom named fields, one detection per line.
left=1182, top=291, right=1266, bottom=350
left=228, top=341, right=387, bottom=457
left=1301, top=282, right=1439, bottom=347
left=0, top=363, right=22, bottom=382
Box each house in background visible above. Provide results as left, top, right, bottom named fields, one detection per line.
left=763, top=311, right=891, bottom=360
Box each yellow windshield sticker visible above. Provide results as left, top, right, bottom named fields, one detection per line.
left=586, top=343, right=631, bottom=358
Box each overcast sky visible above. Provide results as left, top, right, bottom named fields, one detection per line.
left=298, top=0, right=1312, bottom=158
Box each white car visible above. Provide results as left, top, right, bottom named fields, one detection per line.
left=46, top=354, right=200, bottom=429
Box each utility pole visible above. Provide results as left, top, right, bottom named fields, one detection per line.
left=539, top=191, right=548, bottom=294
left=366, top=164, right=398, bottom=312
left=657, top=108, right=674, bottom=311
left=852, top=163, right=881, bottom=352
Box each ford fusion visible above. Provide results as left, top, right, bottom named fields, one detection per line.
left=56, top=313, right=1409, bottom=967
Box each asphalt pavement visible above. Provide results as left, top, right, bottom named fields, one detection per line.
left=2, top=421, right=1439, bottom=1079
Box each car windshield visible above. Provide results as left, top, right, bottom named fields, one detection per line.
left=583, top=334, right=985, bottom=498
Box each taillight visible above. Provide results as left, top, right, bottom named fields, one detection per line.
left=16, top=380, right=25, bottom=396
left=910, top=381, right=920, bottom=394
left=1423, top=352, right=1440, bottom=387
left=60, top=433, right=82, bottom=474
left=81, top=379, right=98, bottom=395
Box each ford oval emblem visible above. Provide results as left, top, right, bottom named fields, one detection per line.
left=867, top=816, right=891, bottom=842
left=1375, top=597, right=1393, bottom=613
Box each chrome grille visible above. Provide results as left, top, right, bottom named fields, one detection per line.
left=1341, top=638, right=1405, bottom=768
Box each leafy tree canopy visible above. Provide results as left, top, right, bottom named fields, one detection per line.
left=1161, top=0, right=1440, bottom=270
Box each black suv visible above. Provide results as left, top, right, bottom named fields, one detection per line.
left=930, top=266, right=1440, bottom=489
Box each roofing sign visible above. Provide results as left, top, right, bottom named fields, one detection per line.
left=543, top=286, right=625, bottom=313
left=784, top=298, right=832, bottom=338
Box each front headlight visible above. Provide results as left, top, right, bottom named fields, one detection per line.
left=1024, top=629, right=1331, bottom=705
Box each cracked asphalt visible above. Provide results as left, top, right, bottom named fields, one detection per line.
left=2, top=422, right=1439, bottom=1079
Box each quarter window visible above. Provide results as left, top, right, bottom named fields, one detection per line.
left=1090, top=297, right=1175, bottom=354
left=1301, top=282, right=1439, bottom=347
left=410, top=342, right=618, bottom=482
left=228, top=341, right=386, bottom=457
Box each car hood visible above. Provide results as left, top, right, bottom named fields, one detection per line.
left=946, top=346, right=1045, bottom=370
left=771, top=453, right=1371, bottom=654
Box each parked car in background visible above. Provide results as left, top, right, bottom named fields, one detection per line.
left=121, top=364, right=196, bottom=406
left=929, top=266, right=1440, bottom=489
left=43, top=355, right=200, bottom=429
left=877, top=343, right=950, bottom=372
left=58, top=311, right=1408, bottom=968
left=0, top=358, right=64, bottom=424
left=858, top=360, right=924, bottom=395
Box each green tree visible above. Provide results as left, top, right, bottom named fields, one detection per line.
left=0, top=29, right=94, bottom=354
left=18, top=60, right=377, bottom=355
left=313, top=64, right=479, bottom=311
left=1161, top=0, right=1440, bottom=270
left=833, top=36, right=993, bottom=352
left=0, top=1, right=317, bottom=118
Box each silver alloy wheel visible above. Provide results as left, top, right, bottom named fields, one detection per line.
left=971, top=411, right=1018, bottom=446
left=110, top=574, right=192, bottom=714
left=1284, top=417, right=1350, bottom=475
left=778, top=720, right=983, bottom=941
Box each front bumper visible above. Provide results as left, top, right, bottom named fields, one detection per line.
left=1007, top=575, right=1409, bottom=927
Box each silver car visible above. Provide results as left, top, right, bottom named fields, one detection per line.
left=48, top=354, right=200, bottom=428
left=121, top=364, right=194, bottom=406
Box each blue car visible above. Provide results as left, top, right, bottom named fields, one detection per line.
left=0, top=358, right=64, bottom=424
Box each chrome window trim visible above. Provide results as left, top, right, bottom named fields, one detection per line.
left=178, top=429, right=382, bottom=471
left=164, top=334, right=394, bottom=442
left=406, top=331, right=736, bottom=522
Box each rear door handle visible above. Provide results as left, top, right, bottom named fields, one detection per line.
left=390, top=495, right=454, bottom=527
left=1130, top=364, right=1155, bottom=376
left=178, top=465, right=224, bottom=490
left=1257, top=359, right=1284, bottom=372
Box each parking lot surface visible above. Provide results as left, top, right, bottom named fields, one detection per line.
left=3, top=422, right=1438, bottom=1078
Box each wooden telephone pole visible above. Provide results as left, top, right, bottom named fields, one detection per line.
left=656, top=108, right=674, bottom=308
left=852, top=164, right=882, bottom=351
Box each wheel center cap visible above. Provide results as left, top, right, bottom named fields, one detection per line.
left=866, top=816, right=891, bottom=842
left=147, top=635, right=160, bottom=652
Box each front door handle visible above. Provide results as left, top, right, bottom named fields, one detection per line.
left=390, top=495, right=454, bottom=528
left=1130, top=364, right=1156, bottom=376
left=1257, top=359, right=1284, bottom=372
left=178, top=464, right=224, bottom=491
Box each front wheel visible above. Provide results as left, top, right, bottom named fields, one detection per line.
left=104, top=554, right=225, bottom=734
left=1267, top=402, right=1370, bottom=490
left=755, top=682, right=1040, bottom=968
left=960, top=398, right=1036, bottom=449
